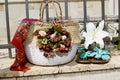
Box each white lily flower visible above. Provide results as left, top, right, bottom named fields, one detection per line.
left=82, top=20, right=112, bottom=49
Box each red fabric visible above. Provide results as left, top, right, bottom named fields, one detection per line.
left=10, top=18, right=38, bottom=72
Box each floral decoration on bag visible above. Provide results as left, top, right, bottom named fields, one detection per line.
left=33, top=22, right=72, bottom=58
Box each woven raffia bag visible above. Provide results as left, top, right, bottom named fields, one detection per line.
left=23, top=1, right=81, bottom=65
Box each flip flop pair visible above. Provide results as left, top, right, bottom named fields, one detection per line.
left=76, top=47, right=111, bottom=64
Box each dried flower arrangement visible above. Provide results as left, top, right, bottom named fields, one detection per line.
left=33, top=22, right=72, bottom=57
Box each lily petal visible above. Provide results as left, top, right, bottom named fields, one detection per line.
left=82, top=32, right=93, bottom=49
left=96, top=20, right=104, bottom=32
left=96, top=39, right=104, bottom=49
left=82, top=31, right=87, bottom=38
left=86, top=22, right=96, bottom=34
left=84, top=39, right=94, bottom=49
left=96, top=31, right=111, bottom=39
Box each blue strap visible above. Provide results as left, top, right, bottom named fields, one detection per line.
left=78, top=47, right=110, bottom=60
left=94, top=47, right=110, bottom=60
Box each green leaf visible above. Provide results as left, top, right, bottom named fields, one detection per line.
left=96, top=21, right=99, bottom=28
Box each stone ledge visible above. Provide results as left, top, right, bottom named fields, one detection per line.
left=0, top=55, right=120, bottom=78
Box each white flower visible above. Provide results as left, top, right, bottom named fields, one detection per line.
left=39, top=31, right=46, bottom=37
left=82, top=20, right=112, bottom=49
left=62, top=35, right=67, bottom=40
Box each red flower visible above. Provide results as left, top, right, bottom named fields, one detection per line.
left=43, top=53, right=48, bottom=57
left=39, top=45, right=43, bottom=49
left=66, top=41, right=72, bottom=47
left=49, top=52, right=55, bottom=56
left=59, top=47, right=66, bottom=52
left=44, top=46, right=50, bottom=52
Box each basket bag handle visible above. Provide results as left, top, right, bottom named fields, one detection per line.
left=40, top=0, right=63, bottom=21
